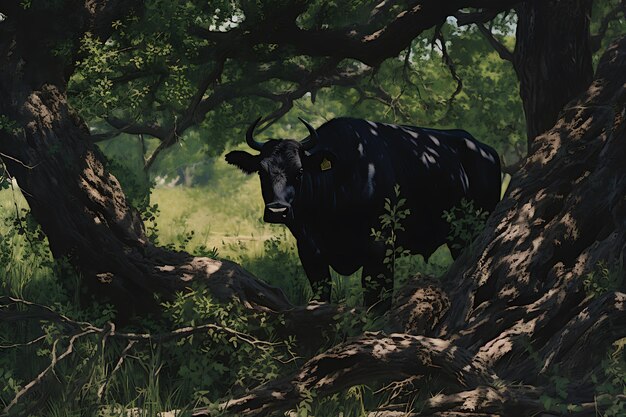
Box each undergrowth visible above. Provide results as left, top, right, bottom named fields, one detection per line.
left=0, top=177, right=433, bottom=416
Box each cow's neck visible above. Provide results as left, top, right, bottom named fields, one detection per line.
left=295, top=171, right=342, bottom=215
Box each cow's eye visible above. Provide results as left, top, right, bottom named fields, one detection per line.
left=295, top=168, right=303, bottom=180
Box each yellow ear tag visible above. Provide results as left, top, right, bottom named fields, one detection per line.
left=320, top=158, right=332, bottom=171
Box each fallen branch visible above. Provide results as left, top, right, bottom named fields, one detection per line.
left=3, top=328, right=98, bottom=415
left=0, top=296, right=279, bottom=350
left=192, top=333, right=499, bottom=417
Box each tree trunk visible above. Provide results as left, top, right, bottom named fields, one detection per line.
left=0, top=3, right=297, bottom=320
left=195, top=35, right=626, bottom=417
left=513, top=0, right=594, bottom=147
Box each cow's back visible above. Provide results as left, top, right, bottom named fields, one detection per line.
left=304, top=117, right=500, bottom=259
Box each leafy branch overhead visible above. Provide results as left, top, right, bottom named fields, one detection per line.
left=70, top=0, right=525, bottom=169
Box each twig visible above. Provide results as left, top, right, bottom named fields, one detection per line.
left=0, top=334, right=46, bottom=349
left=0, top=297, right=279, bottom=349
left=98, top=339, right=137, bottom=400
left=0, top=296, right=97, bottom=329
left=3, top=329, right=98, bottom=414
left=401, top=41, right=421, bottom=100
left=431, top=24, right=463, bottom=122
left=0, top=152, right=37, bottom=170
left=0, top=296, right=286, bottom=411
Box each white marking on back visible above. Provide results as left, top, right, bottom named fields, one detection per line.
left=464, top=138, right=477, bottom=151
left=400, top=127, right=418, bottom=139
left=480, top=149, right=495, bottom=162
left=426, top=147, right=440, bottom=157
left=366, top=163, right=376, bottom=196
left=357, top=143, right=364, bottom=156
left=370, top=128, right=378, bottom=136
left=428, top=134, right=440, bottom=146
left=367, top=120, right=377, bottom=128
left=460, top=167, right=469, bottom=191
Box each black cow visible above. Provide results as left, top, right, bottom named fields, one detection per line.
left=226, top=117, right=501, bottom=311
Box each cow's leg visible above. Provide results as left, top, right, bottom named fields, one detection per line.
left=302, top=258, right=331, bottom=301
left=297, top=241, right=332, bottom=302
left=361, top=243, right=393, bottom=313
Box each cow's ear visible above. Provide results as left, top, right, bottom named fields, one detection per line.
left=303, top=150, right=338, bottom=173
left=225, top=151, right=259, bottom=174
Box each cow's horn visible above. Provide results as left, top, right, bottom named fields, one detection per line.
left=246, top=117, right=264, bottom=151
left=298, top=117, right=318, bottom=150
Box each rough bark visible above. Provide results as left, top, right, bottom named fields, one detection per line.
left=195, top=35, right=626, bottom=417
left=513, top=0, right=595, bottom=145
left=192, top=333, right=499, bottom=417
left=390, top=273, right=450, bottom=335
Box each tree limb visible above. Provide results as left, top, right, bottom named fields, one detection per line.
left=104, top=117, right=168, bottom=141
left=476, top=23, right=514, bottom=62
left=453, top=9, right=500, bottom=26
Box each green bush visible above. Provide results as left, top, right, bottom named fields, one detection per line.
left=442, top=197, right=490, bottom=254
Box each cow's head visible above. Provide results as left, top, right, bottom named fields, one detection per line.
left=225, top=117, right=335, bottom=224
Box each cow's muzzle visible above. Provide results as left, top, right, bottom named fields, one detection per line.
left=264, top=202, right=293, bottom=223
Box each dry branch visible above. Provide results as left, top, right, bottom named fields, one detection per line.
left=0, top=296, right=278, bottom=350
left=2, top=329, right=98, bottom=415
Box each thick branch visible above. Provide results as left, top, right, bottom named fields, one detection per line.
left=142, top=62, right=369, bottom=170
left=296, top=0, right=523, bottom=65
left=104, top=117, right=168, bottom=140
left=193, top=333, right=498, bottom=417
left=453, top=9, right=500, bottom=26
left=476, top=23, right=514, bottom=62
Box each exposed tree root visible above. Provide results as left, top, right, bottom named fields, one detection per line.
left=189, top=333, right=498, bottom=417
left=391, top=274, right=449, bottom=335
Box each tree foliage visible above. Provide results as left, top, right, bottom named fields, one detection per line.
left=62, top=0, right=534, bottom=173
